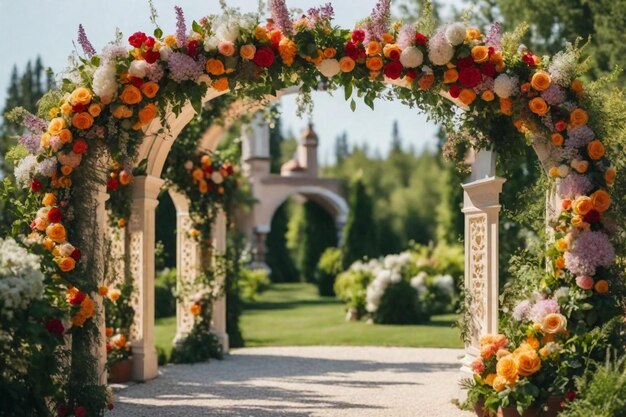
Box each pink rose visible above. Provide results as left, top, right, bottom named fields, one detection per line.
left=218, top=41, right=236, bottom=57
left=576, top=275, right=594, bottom=290
left=471, top=358, right=485, bottom=374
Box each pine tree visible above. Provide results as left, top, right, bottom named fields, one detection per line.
left=269, top=116, right=284, bottom=173
left=390, top=120, right=402, bottom=153
left=334, top=131, right=350, bottom=164
left=297, top=200, right=337, bottom=282
left=341, top=178, right=378, bottom=269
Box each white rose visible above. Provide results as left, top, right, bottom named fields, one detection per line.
left=211, top=172, right=223, bottom=184
left=318, top=59, right=341, bottom=78
left=129, top=60, right=147, bottom=78
left=399, top=46, right=423, bottom=68
left=557, top=164, right=569, bottom=178
left=159, top=46, right=172, bottom=61
left=445, top=22, right=467, bottom=46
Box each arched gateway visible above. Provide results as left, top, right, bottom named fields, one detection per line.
left=4, top=0, right=620, bottom=415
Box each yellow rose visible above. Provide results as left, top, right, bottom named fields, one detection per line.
left=138, top=103, right=158, bottom=125
left=492, top=375, right=508, bottom=392
left=471, top=46, right=489, bottom=63
left=555, top=238, right=568, bottom=252
left=530, top=71, right=551, bottom=91
left=466, top=27, right=481, bottom=40
left=339, top=57, right=356, bottom=73
left=572, top=196, right=593, bottom=215
left=443, top=69, right=458, bottom=84
left=61, top=103, right=73, bottom=115
left=140, top=81, right=160, bottom=99
left=569, top=108, right=588, bottom=126
left=48, top=117, right=67, bottom=136
left=571, top=214, right=585, bottom=228
left=366, top=57, right=383, bottom=71
left=366, top=41, right=381, bottom=56
left=526, top=335, right=540, bottom=350
left=70, top=87, right=92, bottom=106
left=58, top=256, right=76, bottom=272
left=496, top=355, right=518, bottom=383
left=591, top=189, right=611, bottom=212
left=605, top=167, right=616, bottom=185
left=164, top=34, right=177, bottom=47
left=515, top=348, right=541, bottom=377
left=529, top=97, right=549, bottom=116
left=254, top=26, right=268, bottom=41
left=71, top=112, right=94, bottom=130
left=459, top=89, right=477, bottom=106
left=542, top=313, right=567, bottom=334
left=212, top=77, right=230, bottom=92
left=46, top=223, right=66, bottom=243
left=484, top=373, right=496, bottom=386
left=206, top=58, right=225, bottom=76
left=240, top=44, right=256, bottom=60
left=42, top=237, right=55, bottom=251
left=587, top=140, right=605, bottom=160
left=42, top=193, right=57, bottom=207
left=119, top=85, right=143, bottom=105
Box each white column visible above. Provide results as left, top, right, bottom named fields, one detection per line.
left=128, top=175, right=163, bottom=381
left=211, top=211, right=229, bottom=353
left=94, top=186, right=109, bottom=385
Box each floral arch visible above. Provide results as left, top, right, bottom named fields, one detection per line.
left=4, top=0, right=621, bottom=416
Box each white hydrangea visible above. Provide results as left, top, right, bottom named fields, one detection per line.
left=434, top=274, right=455, bottom=294
left=203, top=37, right=219, bottom=52
left=428, top=32, right=454, bottom=66
left=160, top=45, right=173, bottom=60
left=129, top=60, right=147, bottom=78
left=493, top=73, right=518, bottom=98
left=445, top=22, right=467, bottom=46
left=399, top=46, right=423, bottom=68
left=13, top=155, right=37, bottom=188
left=554, top=286, right=570, bottom=301
left=92, top=61, right=118, bottom=103
left=0, top=238, right=44, bottom=321
left=318, top=59, right=341, bottom=78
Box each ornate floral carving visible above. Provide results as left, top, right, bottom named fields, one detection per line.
left=469, top=215, right=487, bottom=347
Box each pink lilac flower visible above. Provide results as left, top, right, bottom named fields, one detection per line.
left=397, top=24, right=417, bottom=49
left=565, top=230, right=615, bottom=276
left=175, top=6, right=187, bottom=48
left=512, top=299, right=532, bottom=321
left=366, top=0, right=391, bottom=42
left=77, top=24, right=96, bottom=57
left=101, top=45, right=128, bottom=63
left=23, top=112, right=48, bottom=133
left=565, top=125, right=595, bottom=149
left=558, top=173, right=593, bottom=198
left=541, top=84, right=566, bottom=106
left=270, top=0, right=294, bottom=37
left=146, top=63, right=164, bottom=83
left=37, top=157, right=58, bottom=177
left=307, top=3, right=334, bottom=24
left=167, top=52, right=205, bottom=83
left=19, top=133, right=41, bottom=154
left=541, top=113, right=554, bottom=131
left=485, top=22, right=502, bottom=49
left=529, top=299, right=559, bottom=323
left=49, top=136, right=63, bottom=151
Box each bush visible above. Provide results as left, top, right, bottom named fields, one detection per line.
left=155, top=268, right=177, bottom=318
left=334, top=263, right=374, bottom=318
left=373, top=280, right=430, bottom=324
left=239, top=268, right=271, bottom=301
left=315, top=247, right=343, bottom=296
left=170, top=322, right=222, bottom=364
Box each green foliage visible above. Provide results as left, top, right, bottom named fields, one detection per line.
left=266, top=203, right=299, bottom=282
left=239, top=268, right=271, bottom=301
left=315, top=247, right=343, bottom=296
left=170, top=321, right=222, bottom=364
left=373, top=280, right=430, bottom=324
left=334, top=268, right=374, bottom=318
left=341, top=178, right=377, bottom=268
left=155, top=268, right=177, bottom=319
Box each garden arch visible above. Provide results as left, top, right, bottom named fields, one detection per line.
left=8, top=1, right=619, bottom=414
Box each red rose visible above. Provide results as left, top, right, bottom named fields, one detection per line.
left=72, top=139, right=88, bottom=155
left=144, top=36, right=155, bottom=49
left=107, top=178, right=119, bottom=191
left=57, top=405, right=68, bottom=417
left=456, top=56, right=474, bottom=71
left=584, top=209, right=601, bottom=224
left=480, top=62, right=496, bottom=78
left=187, top=40, right=198, bottom=57
left=522, top=52, right=535, bottom=66
left=72, top=103, right=87, bottom=113
left=46, top=319, right=65, bottom=335
left=70, top=248, right=82, bottom=261
left=74, top=406, right=86, bottom=417
left=565, top=390, right=576, bottom=402
left=415, top=33, right=428, bottom=45
left=357, top=49, right=366, bottom=61
left=31, top=178, right=42, bottom=193
left=388, top=49, right=400, bottom=61
left=130, top=76, right=144, bottom=88
left=449, top=85, right=462, bottom=98
left=253, top=47, right=276, bottom=68
left=351, top=29, right=365, bottom=44
left=383, top=61, right=403, bottom=80
left=555, top=120, right=567, bottom=132
left=106, top=342, right=112, bottom=353
left=47, top=207, right=62, bottom=223
left=144, top=49, right=160, bottom=64
left=458, top=66, right=482, bottom=88
left=223, top=162, right=234, bottom=175
left=68, top=291, right=86, bottom=306
left=344, top=42, right=358, bottom=60
left=405, top=69, right=418, bottom=79
left=128, top=32, right=147, bottom=48
left=488, top=47, right=495, bottom=55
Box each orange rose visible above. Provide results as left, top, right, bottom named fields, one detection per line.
left=587, top=140, right=605, bottom=160
left=489, top=51, right=503, bottom=64
left=119, top=85, right=142, bottom=105
left=459, top=88, right=477, bottom=106
left=46, top=223, right=66, bottom=243
left=443, top=69, right=458, bottom=84
left=496, top=355, right=518, bottom=384
left=61, top=103, right=73, bottom=115
left=383, top=44, right=401, bottom=59
left=366, top=57, right=383, bottom=71
left=58, top=129, right=73, bottom=143
left=199, top=179, right=208, bottom=194
left=555, top=256, right=565, bottom=269
left=466, top=28, right=481, bottom=40
left=323, top=47, right=337, bottom=59
left=70, top=87, right=92, bottom=106
left=571, top=214, right=585, bottom=228
left=471, top=46, right=489, bottom=63
left=492, top=375, right=508, bottom=392
left=542, top=313, right=567, bottom=334
left=551, top=133, right=564, bottom=146
left=595, top=280, right=609, bottom=294
left=71, top=112, right=94, bottom=130
left=569, top=108, right=588, bottom=126
left=591, top=189, right=611, bottom=212
left=212, top=77, right=230, bottom=92
left=366, top=41, right=381, bottom=56
left=574, top=160, right=589, bottom=173
left=112, top=105, right=132, bottom=119
left=269, top=29, right=283, bottom=46
left=381, top=33, right=394, bottom=44
left=240, top=44, right=256, bottom=60
left=88, top=103, right=102, bottom=117
left=526, top=335, right=540, bottom=350
left=58, top=256, right=76, bottom=272
left=108, top=289, right=121, bottom=301
left=48, top=117, right=67, bottom=136
left=138, top=103, right=158, bottom=126
left=500, top=98, right=513, bottom=115
left=529, top=97, right=549, bottom=116
left=572, top=195, right=593, bottom=215
left=98, top=286, right=109, bottom=296
left=42, top=193, right=57, bottom=207
left=571, top=79, right=584, bottom=96
left=605, top=167, right=616, bottom=185
left=140, top=81, right=160, bottom=98
left=105, top=327, right=114, bottom=337
left=255, top=26, right=269, bottom=41
left=206, top=58, right=225, bottom=76
left=278, top=38, right=297, bottom=66
left=515, top=348, right=541, bottom=377
left=418, top=73, right=435, bottom=90
left=190, top=303, right=202, bottom=315
left=530, top=71, right=551, bottom=91
left=339, top=57, right=356, bottom=73
left=481, top=91, right=495, bottom=101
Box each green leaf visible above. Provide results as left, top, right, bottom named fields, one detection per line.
left=344, top=83, right=353, bottom=101
left=192, top=21, right=205, bottom=37
left=350, top=99, right=356, bottom=112
left=154, top=27, right=163, bottom=39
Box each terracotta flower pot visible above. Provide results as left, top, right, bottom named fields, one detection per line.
left=500, top=397, right=564, bottom=417
left=474, top=398, right=494, bottom=417
left=108, top=358, right=133, bottom=383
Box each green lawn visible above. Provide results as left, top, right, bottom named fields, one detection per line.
left=155, top=282, right=463, bottom=354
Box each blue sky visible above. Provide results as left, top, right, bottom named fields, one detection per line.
left=0, top=0, right=462, bottom=164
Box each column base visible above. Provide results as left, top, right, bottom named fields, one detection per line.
left=457, top=346, right=479, bottom=402
left=213, top=330, right=229, bottom=354
left=131, top=341, right=159, bottom=381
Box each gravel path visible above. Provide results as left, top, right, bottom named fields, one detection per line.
left=111, top=346, right=474, bottom=417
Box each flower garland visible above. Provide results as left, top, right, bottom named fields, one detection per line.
left=3, top=0, right=621, bottom=414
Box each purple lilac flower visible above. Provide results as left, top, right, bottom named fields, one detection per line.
left=475, top=76, right=494, bottom=93
left=23, top=112, right=48, bottom=133
left=529, top=298, right=560, bottom=323
left=565, top=125, right=595, bottom=149
left=541, top=84, right=566, bottom=106
left=485, top=22, right=502, bottom=49
left=320, top=3, right=334, bottom=21
left=77, top=24, right=96, bottom=57
left=397, top=24, right=417, bottom=49
left=37, top=157, right=58, bottom=177
left=565, top=231, right=615, bottom=276
left=561, top=101, right=577, bottom=112
left=512, top=300, right=531, bottom=321
left=367, top=0, right=391, bottom=42
left=270, top=0, right=294, bottom=37
left=175, top=6, right=187, bottom=48
left=541, top=113, right=554, bottom=131
left=167, top=52, right=205, bottom=83
left=18, top=133, right=41, bottom=154
left=146, top=63, right=164, bottom=83
left=558, top=173, right=593, bottom=199
left=307, top=4, right=333, bottom=24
